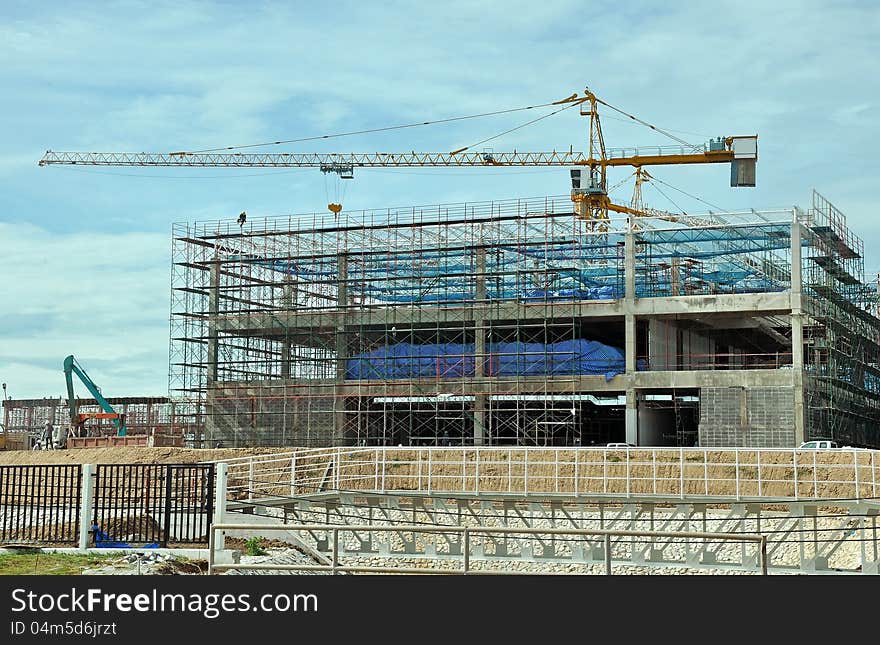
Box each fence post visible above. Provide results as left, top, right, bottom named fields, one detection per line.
left=703, top=449, right=709, bottom=496
left=757, top=450, right=762, bottom=498
left=555, top=449, right=559, bottom=494
left=162, top=465, right=174, bottom=548
left=604, top=533, right=612, bottom=575
left=475, top=449, right=480, bottom=495
left=427, top=449, right=433, bottom=493
left=463, top=527, right=470, bottom=575
left=524, top=449, right=529, bottom=495
left=213, top=463, right=228, bottom=551
left=289, top=456, right=296, bottom=497
left=853, top=449, right=860, bottom=501
left=679, top=447, right=684, bottom=499
left=652, top=450, right=657, bottom=496
left=374, top=450, right=380, bottom=490
left=761, top=536, right=768, bottom=576
left=793, top=449, right=799, bottom=500
left=872, top=451, right=876, bottom=500
left=603, top=449, right=607, bottom=494
left=813, top=451, right=817, bottom=498
left=78, top=464, right=95, bottom=551
left=248, top=460, right=255, bottom=501
left=735, top=449, right=740, bottom=501
left=332, top=528, right=339, bottom=575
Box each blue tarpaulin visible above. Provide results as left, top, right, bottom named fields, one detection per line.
left=347, top=339, right=628, bottom=382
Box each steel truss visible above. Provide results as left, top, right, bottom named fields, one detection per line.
left=229, top=492, right=879, bottom=575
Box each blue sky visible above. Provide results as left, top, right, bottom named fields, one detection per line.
left=1, top=0, right=878, bottom=399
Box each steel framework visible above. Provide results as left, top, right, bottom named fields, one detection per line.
left=170, top=191, right=880, bottom=448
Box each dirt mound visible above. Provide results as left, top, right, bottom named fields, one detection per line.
left=99, top=514, right=162, bottom=544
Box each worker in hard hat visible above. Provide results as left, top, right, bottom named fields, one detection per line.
left=43, top=420, right=54, bottom=450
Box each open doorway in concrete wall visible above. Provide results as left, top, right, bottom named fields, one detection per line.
left=638, top=389, right=700, bottom=446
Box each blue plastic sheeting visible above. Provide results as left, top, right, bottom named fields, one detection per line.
left=521, top=285, right=620, bottom=301
left=347, top=339, right=628, bottom=382
left=92, top=524, right=159, bottom=549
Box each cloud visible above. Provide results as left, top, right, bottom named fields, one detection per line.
left=0, top=222, right=170, bottom=397
left=2, top=0, right=880, bottom=398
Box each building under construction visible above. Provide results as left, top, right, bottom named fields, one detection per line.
left=169, top=190, right=880, bottom=449
left=1, top=397, right=184, bottom=444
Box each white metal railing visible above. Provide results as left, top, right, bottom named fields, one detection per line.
left=605, top=144, right=707, bottom=159
left=207, top=522, right=768, bottom=575
left=212, top=446, right=880, bottom=503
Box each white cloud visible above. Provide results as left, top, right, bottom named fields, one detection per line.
left=1, top=0, right=880, bottom=397
left=0, top=222, right=170, bottom=397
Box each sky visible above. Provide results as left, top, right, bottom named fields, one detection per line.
left=1, top=0, right=878, bottom=400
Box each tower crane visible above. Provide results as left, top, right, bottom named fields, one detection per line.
left=38, top=87, right=757, bottom=229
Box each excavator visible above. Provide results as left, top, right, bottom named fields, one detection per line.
left=63, top=354, right=126, bottom=440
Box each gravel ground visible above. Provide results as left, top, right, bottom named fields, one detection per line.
left=212, top=504, right=871, bottom=575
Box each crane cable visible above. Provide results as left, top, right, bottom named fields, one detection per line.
left=179, top=100, right=572, bottom=154
left=448, top=101, right=582, bottom=155
left=593, top=95, right=703, bottom=151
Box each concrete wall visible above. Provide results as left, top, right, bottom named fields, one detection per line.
left=698, top=386, right=796, bottom=447
left=647, top=320, right=715, bottom=371
left=647, top=319, right=677, bottom=370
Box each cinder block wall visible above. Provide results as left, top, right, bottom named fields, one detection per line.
left=698, top=386, right=796, bottom=447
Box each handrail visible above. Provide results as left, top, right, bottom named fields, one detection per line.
left=207, top=522, right=768, bottom=575
left=213, top=446, right=879, bottom=503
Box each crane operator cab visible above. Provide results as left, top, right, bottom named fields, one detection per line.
left=570, top=168, right=605, bottom=196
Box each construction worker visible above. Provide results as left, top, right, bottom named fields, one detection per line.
left=43, top=420, right=54, bottom=450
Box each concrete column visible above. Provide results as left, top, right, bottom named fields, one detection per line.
left=624, top=224, right=636, bottom=300
left=624, top=220, right=637, bottom=374
left=280, top=275, right=294, bottom=379
left=206, top=257, right=220, bottom=384
left=791, top=314, right=806, bottom=444
left=78, top=464, right=95, bottom=550
left=625, top=390, right=639, bottom=445
left=474, top=395, right=486, bottom=446
left=205, top=257, right=220, bottom=445
left=334, top=254, right=348, bottom=445
left=790, top=217, right=806, bottom=445
left=475, top=247, right=487, bottom=378
left=624, top=220, right=639, bottom=445
left=625, top=314, right=637, bottom=374
left=473, top=247, right=488, bottom=445
left=790, top=217, right=803, bottom=300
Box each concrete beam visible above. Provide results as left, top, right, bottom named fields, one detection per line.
left=214, top=292, right=797, bottom=339
left=211, top=368, right=796, bottom=399
left=633, top=369, right=795, bottom=389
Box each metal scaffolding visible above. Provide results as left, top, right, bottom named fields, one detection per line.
left=169, top=191, right=880, bottom=449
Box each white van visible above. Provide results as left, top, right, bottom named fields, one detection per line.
left=798, top=440, right=839, bottom=449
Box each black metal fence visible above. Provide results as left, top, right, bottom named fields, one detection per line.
left=0, top=465, right=82, bottom=544
left=0, top=463, right=214, bottom=547
left=92, top=464, right=214, bottom=547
